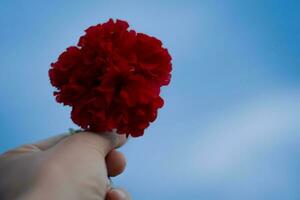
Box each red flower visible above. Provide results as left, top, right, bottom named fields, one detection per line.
left=49, top=19, right=172, bottom=137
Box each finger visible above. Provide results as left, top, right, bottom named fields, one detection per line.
left=1, top=133, right=71, bottom=156
left=1, top=144, right=41, bottom=156
left=32, top=133, right=71, bottom=150
left=95, top=131, right=127, bottom=153
left=106, top=188, right=131, bottom=200
left=61, top=131, right=127, bottom=156
left=106, top=150, right=126, bottom=177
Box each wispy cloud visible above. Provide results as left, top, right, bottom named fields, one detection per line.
left=190, top=89, right=300, bottom=180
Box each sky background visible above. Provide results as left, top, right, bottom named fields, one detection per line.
left=1, top=0, right=300, bottom=199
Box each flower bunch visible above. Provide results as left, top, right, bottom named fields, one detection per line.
left=49, top=19, right=172, bottom=137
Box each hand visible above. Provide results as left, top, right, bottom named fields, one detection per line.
left=0, top=131, right=131, bottom=200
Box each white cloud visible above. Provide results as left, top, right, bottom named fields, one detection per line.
left=190, top=89, right=300, bottom=180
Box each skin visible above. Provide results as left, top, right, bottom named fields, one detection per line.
left=0, top=131, right=131, bottom=200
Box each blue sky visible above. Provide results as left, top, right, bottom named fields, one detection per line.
left=0, top=1, right=300, bottom=199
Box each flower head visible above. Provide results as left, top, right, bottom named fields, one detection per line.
left=49, top=19, right=172, bottom=137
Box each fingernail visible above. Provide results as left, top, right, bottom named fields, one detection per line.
left=111, top=189, right=126, bottom=199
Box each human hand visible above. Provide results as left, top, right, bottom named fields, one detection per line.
left=0, top=131, right=131, bottom=200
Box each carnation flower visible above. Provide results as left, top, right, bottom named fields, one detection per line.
left=49, top=19, right=172, bottom=137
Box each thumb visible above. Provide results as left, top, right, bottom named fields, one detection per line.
left=56, top=131, right=127, bottom=156
left=1, top=133, right=71, bottom=156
